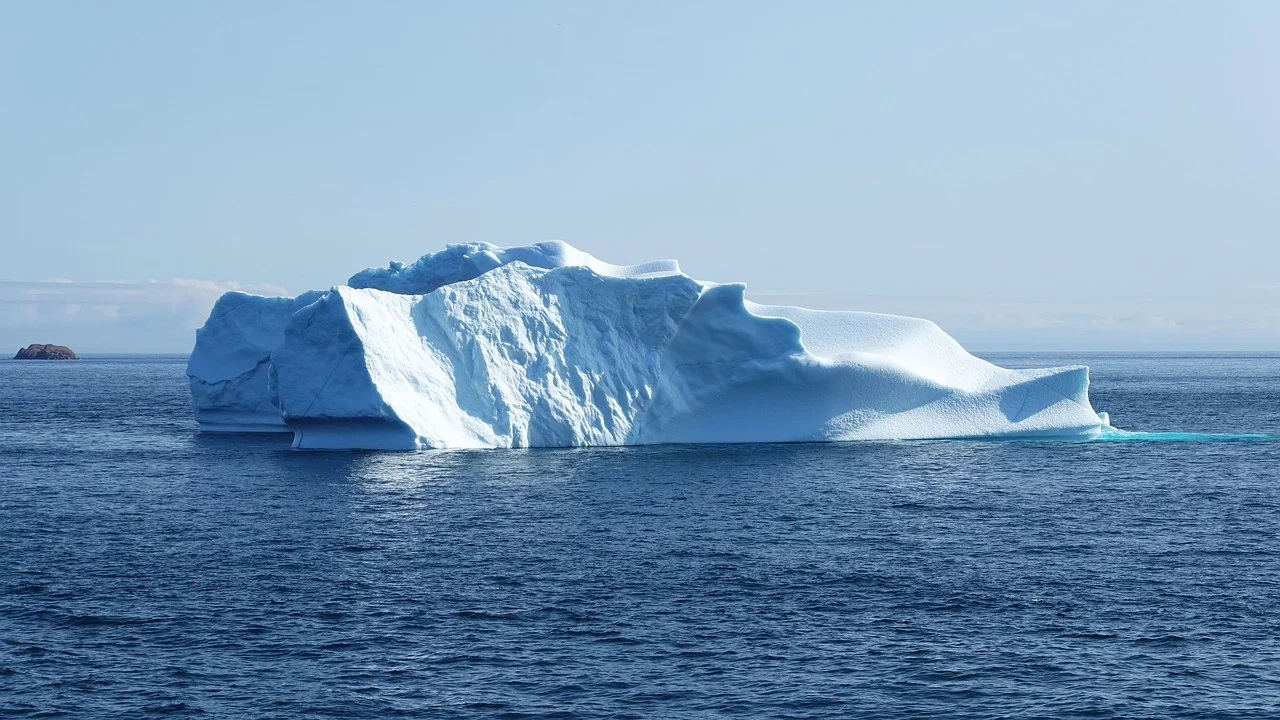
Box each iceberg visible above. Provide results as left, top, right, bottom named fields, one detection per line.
left=188, top=241, right=1109, bottom=449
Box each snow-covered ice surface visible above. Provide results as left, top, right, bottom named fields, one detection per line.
left=188, top=241, right=1109, bottom=449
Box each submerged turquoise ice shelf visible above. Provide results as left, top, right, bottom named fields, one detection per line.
left=1093, top=427, right=1274, bottom=442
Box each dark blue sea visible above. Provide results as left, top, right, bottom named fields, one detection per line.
left=2, top=353, right=1279, bottom=719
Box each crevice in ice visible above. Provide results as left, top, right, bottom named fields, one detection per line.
left=299, top=346, right=357, bottom=419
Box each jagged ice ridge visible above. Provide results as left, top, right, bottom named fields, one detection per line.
left=188, top=241, right=1111, bottom=449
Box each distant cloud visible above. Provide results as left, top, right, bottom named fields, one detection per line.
left=0, top=279, right=290, bottom=353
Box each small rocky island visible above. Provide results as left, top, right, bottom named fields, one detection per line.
left=14, top=344, right=77, bottom=360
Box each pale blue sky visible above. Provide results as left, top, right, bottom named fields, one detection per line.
left=2, top=1, right=1277, bottom=351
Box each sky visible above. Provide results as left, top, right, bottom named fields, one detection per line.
left=2, top=1, right=1277, bottom=352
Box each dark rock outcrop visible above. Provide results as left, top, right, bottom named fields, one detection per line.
left=14, top=344, right=77, bottom=360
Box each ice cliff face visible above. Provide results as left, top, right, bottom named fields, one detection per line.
left=276, top=267, right=703, bottom=449
left=188, top=290, right=325, bottom=432
left=188, top=242, right=1109, bottom=449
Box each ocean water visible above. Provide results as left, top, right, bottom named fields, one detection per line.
left=2, top=353, right=1278, bottom=719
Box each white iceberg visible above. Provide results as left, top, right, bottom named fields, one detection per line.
left=188, top=241, right=1109, bottom=449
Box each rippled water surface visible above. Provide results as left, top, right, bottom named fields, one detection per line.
left=2, top=353, right=1279, bottom=718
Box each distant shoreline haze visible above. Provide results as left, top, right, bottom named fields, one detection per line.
left=2, top=277, right=1277, bottom=354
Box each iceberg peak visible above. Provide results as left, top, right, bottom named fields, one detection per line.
left=347, top=240, right=682, bottom=295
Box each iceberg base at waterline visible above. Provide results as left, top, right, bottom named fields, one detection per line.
left=186, top=241, right=1110, bottom=450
